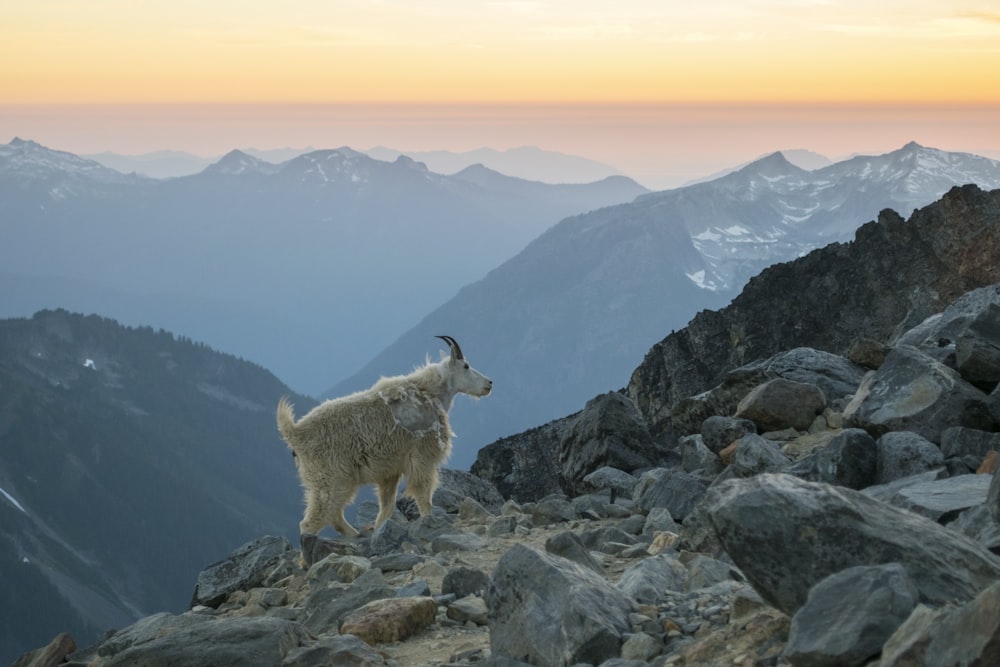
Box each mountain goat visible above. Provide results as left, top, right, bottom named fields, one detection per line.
left=276, top=336, right=492, bottom=538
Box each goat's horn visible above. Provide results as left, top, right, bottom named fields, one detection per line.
left=435, top=335, right=464, bottom=360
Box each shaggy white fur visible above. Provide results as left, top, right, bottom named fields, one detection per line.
left=277, top=336, right=492, bottom=537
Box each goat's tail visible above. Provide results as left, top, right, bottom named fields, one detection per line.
left=276, top=396, right=299, bottom=450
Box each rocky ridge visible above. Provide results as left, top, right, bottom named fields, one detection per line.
left=18, top=278, right=1000, bottom=667
left=17, top=185, right=1000, bottom=667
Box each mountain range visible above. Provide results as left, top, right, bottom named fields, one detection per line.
left=0, top=138, right=648, bottom=395
left=82, top=145, right=627, bottom=184
left=332, top=143, right=1000, bottom=467
left=0, top=309, right=314, bottom=661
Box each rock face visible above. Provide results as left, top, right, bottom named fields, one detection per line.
left=20, top=186, right=1000, bottom=667
left=627, top=185, right=1000, bottom=435
left=706, top=474, right=1000, bottom=614
left=486, top=544, right=636, bottom=666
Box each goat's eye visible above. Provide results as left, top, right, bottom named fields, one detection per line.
left=464, top=363, right=470, bottom=370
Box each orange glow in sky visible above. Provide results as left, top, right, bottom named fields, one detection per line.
left=2, top=1, right=999, bottom=187
left=3, top=1, right=1000, bottom=104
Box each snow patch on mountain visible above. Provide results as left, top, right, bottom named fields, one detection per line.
left=1, top=485, right=26, bottom=513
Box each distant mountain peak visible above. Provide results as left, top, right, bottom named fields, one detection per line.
left=203, top=149, right=277, bottom=176
left=734, top=150, right=806, bottom=180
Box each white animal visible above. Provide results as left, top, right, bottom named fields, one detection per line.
left=276, top=335, right=492, bottom=537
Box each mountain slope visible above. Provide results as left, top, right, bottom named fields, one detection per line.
left=0, top=310, right=314, bottom=661
left=0, top=139, right=649, bottom=395
left=332, top=144, right=1000, bottom=466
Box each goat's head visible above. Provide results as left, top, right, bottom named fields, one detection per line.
left=436, top=335, right=493, bottom=398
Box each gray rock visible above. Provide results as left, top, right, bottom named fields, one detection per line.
left=545, top=530, right=605, bottom=575
left=369, top=552, right=426, bottom=572
left=191, top=536, right=296, bottom=608
left=616, top=554, right=689, bottom=604
left=471, top=414, right=571, bottom=503
left=432, top=532, right=489, bottom=552
left=880, top=580, right=1000, bottom=667
left=301, top=568, right=394, bottom=635
left=365, top=519, right=411, bottom=557
left=843, top=345, right=995, bottom=443
left=990, top=471, right=1000, bottom=525
left=558, top=392, right=659, bottom=495
left=642, top=507, right=681, bottom=538
left=530, top=495, right=577, bottom=525
left=784, top=563, right=918, bottom=667
left=706, top=473, right=1000, bottom=615
left=280, top=634, right=390, bottom=666
left=947, top=504, right=1000, bottom=553
left=847, top=337, right=890, bottom=369
left=735, top=378, right=827, bottom=432
left=447, top=595, right=489, bottom=626
left=862, top=469, right=949, bottom=502
left=442, top=566, right=491, bottom=599
left=728, top=434, right=792, bottom=478
left=940, top=426, right=1000, bottom=469
left=786, top=428, right=877, bottom=489
left=680, top=434, right=724, bottom=476
left=875, top=431, right=946, bottom=484
left=881, top=474, right=992, bottom=523
left=435, top=468, right=506, bottom=513
left=101, top=616, right=310, bottom=667
left=582, top=466, right=640, bottom=498
left=701, top=416, right=757, bottom=454
left=684, top=555, right=738, bottom=592
left=396, top=580, right=431, bottom=598
left=94, top=613, right=212, bottom=658
left=487, top=544, right=635, bottom=666
left=954, top=301, right=1000, bottom=389
left=633, top=468, right=707, bottom=520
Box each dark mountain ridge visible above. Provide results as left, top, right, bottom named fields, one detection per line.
left=0, top=310, right=315, bottom=661
left=471, top=184, right=1000, bottom=499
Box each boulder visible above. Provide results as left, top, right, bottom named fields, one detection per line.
left=633, top=468, right=707, bottom=520
left=880, top=474, right=992, bottom=523
left=545, top=530, right=605, bottom=575
left=955, top=303, right=1000, bottom=390
left=701, top=416, right=757, bottom=454
left=433, top=468, right=506, bottom=513
left=783, top=563, right=919, bottom=667
left=581, top=466, right=639, bottom=498
left=727, top=434, right=792, bottom=478
left=705, top=474, right=1000, bottom=615
left=558, top=392, right=659, bottom=495
left=785, top=428, right=877, bottom=489
left=843, top=345, right=995, bottom=443
left=280, top=635, right=390, bottom=667
left=875, top=431, right=945, bottom=484
left=735, top=378, right=827, bottom=432
left=191, top=536, right=296, bottom=609
left=100, top=616, right=310, bottom=667
left=339, top=596, right=437, bottom=644
left=442, top=565, right=491, bottom=599
left=679, top=434, right=724, bottom=477
left=300, top=568, right=395, bottom=635
left=615, top=554, right=688, bottom=604
left=879, top=580, right=1000, bottom=667
left=940, top=426, right=1000, bottom=470
left=486, top=544, right=635, bottom=666
left=471, top=414, right=571, bottom=503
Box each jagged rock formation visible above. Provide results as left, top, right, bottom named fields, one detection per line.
left=629, top=184, right=1000, bottom=435
left=19, top=187, right=1000, bottom=666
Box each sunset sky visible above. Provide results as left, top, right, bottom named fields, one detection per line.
left=2, top=0, right=999, bottom=187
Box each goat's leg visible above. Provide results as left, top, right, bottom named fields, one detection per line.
left=374, top=474, right=402, bottom=532
left=299, top=487, right=326, bottom=536
left=405, top=467, right=439, bottom=517
left=326, top=486, right=360, bottom=538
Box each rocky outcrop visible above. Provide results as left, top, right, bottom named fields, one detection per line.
left=628, top=185, right=1000, bottom=435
